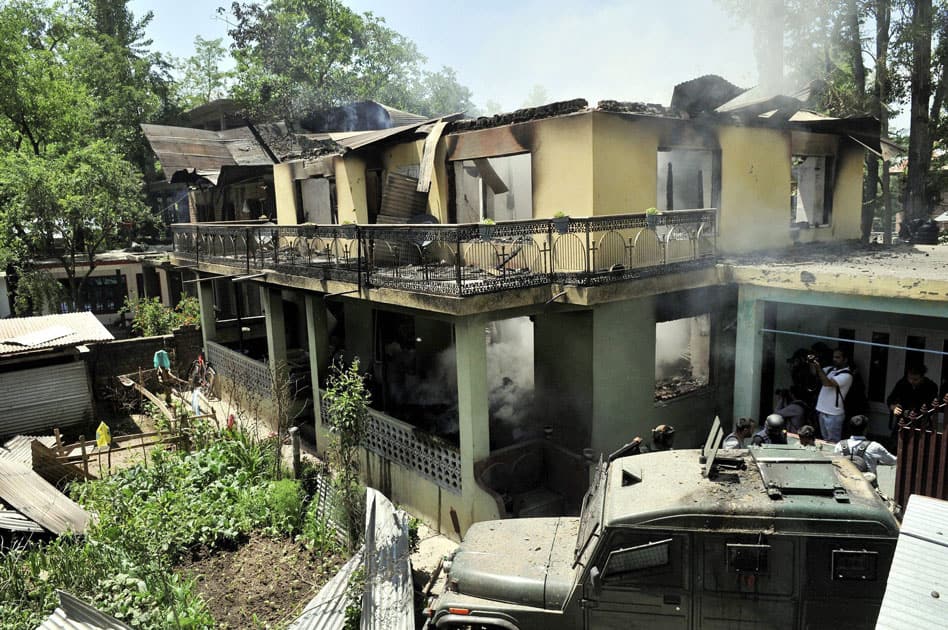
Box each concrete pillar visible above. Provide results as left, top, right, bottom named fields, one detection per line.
left=534, top=311, right=593, bottom=449
left=196, top=274, right=217, bottom=350
left=455, top=316, right=491, bottom=524
left=733, top=285, right=765, bottom=420
left=262, top=286, right=287, bottom=374
left=304, top=293, right=330, bottom=440
left=590, top=297, right=656, bottom=457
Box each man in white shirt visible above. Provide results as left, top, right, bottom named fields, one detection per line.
left=810, top=348, right=853, bottom=442
left=834, top=415, right=897, bottom=474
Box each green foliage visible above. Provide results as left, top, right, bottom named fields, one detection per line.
left=125, top=295, right=201, bottom=337
left=12, top=268, right=64, bottom=316
left=323, top=359, right=370, bottom=549
left=301, top=500, right=343, bottom=554
left=343, top=566, right=366, bottom=630
left=221, top=0, right=475, bottom=119
left=407, top=516, right=421, bottom=555
left=176, top=36, right=234, bottom=108
left=264, top=478, right=304, bottom=535
left=0, top=0, right=168, bottom=297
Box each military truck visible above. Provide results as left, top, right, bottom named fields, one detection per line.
left=424, top=440, right=899, bottom=629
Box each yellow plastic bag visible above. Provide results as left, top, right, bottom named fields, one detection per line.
left=96, top=421, right=112, bottom=448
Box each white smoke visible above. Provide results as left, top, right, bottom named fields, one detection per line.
left=486, top=317, right=537, bottom=444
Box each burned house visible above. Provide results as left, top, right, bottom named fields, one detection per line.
left=146, top=76, right=946, bottom=539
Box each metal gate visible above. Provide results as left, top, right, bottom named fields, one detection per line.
left=894, top=427, right=948, bottom=506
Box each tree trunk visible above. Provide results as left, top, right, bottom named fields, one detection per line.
left=876, top=0, right=893, bottom=244
left=846, top=0, right=873, bottom=242
left=906, top=0, right=934, bottom=222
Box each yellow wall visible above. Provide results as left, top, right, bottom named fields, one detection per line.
left=382, top=139, right=424, bottom=174
left=273, top=162, right=298, bottom=226
left=591, top=113, right=662, bottom=215
left=530, top=114, right=594, bottom=218
left=792, top=143, right=865, bottom=245
left=717, top=126, right=792, bottom=253
left=334, top=154, right=368, bottom=223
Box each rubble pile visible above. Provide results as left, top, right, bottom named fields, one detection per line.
left=654, top=373, right=709, bottom=401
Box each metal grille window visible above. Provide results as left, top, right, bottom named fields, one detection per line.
left=603, top=539, right=672, bottom=578
left=62, top=274, right=127, bottom=314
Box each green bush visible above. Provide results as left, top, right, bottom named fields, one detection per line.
left=124, top=295, right=202, bottom=337
left=264, top=479, right=304, bottom=536
left=301, top=498, right=343, bottom=554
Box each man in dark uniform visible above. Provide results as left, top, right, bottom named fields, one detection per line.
left=887, top=364, right=939, bottom=424
left=752, top=414, right=788, bottom=446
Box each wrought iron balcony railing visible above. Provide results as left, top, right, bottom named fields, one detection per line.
left=171, top=209, right=716, bottom=296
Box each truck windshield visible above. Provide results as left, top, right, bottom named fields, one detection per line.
left=574, top=459, right=607, bottom=566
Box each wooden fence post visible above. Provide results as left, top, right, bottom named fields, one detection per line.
left=290, top=426, right=301, bottom=479
left=79, top=436, right=89, bottom=478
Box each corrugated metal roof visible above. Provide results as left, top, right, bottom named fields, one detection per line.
left=362, top=488, right=414, bottom=630
left=378, top=103, right=428, bottom=127
left=288, top=548, right=364, bottom=630
left=0, top=435, right=57, bottom=465
left=36, top=590, right=132, bottom=630
left=0, top=459, right=91, bottom=534
left=0, top=507, right=43, bottom=532
left=141, top=124, right=274, bottom=182
left=877, top=495, right=948, bottom=629
left=0, top=313, right=113, bottom=356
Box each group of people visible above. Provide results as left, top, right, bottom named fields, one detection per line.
left=778, top=344, right=947, bottom=444
left=721, top=412, right=896, bottom=474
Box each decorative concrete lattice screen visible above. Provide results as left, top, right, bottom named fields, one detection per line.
left=206, top=341, right=272, bottom=398
left=320, top=390, right=462, bottom=494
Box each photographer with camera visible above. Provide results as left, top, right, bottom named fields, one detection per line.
left=810, top=348, right=853, bottom=443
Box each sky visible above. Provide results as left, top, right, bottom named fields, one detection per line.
left=129, top=0, right=759, bottom=112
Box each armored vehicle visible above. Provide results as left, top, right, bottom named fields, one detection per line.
left=424, top=443, right=899, bottom=629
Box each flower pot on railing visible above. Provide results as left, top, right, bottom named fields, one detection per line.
left=645, top=208, right=660, bottom=229
left=337, top=223, right=358, bottom=239
left=552, top=215, right=570, bottom=234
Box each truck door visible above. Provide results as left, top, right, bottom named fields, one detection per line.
left=695, top=533, right=798, bottom=629
left=583, top=531, right=690, bottom=629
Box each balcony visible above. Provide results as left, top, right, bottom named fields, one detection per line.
left=171, top=209, right=716, bottom=297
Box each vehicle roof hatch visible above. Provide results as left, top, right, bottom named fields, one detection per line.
left=751, top=447, right=849, bottom=502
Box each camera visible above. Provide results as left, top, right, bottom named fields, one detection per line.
left=807, top=354, right=817, bottom=363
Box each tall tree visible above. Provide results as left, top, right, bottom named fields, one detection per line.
left=0, top=0, right=152, bottom=313
left=413, top=66, right=476, bottom=117
left=177, top=36, right=234, bottom=108
left=904, top=0, right=934, bottom=221
left=223, top=0, right=424, bottom=119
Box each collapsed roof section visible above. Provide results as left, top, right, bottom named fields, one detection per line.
left=142, top=102, right=462, bottom=185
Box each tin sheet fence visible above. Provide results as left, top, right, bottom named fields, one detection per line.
left=172, top=209, right=716, bottom=296
left=894, top=426, right=948, bottom=507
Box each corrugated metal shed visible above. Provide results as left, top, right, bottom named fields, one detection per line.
left=36, top=590, right=132, bottom=630
left=877, top=494, right=948, bottom=629
left=0, top=435, right=57, bottom=465
left=0, top=313, right=112, bottom=357
left=0, top=459, right=91, bottom=535
left=0, top=362, right=94, bottom=435
left=288, top=548, right=364, bottom=630
left=140, top=124, right=274, bottom=182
